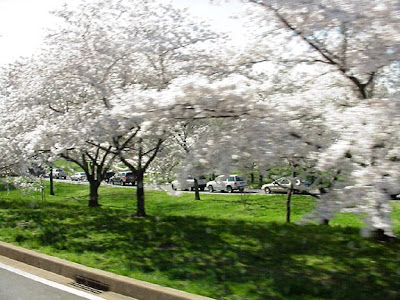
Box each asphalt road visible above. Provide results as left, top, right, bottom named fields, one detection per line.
left=54, top=178, right=263, bottom=194
left=0, top=263, right=103, bottom=300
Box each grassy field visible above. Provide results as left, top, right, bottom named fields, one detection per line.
left=0, top=181, right=399, bottom=299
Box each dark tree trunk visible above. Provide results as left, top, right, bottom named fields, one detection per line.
left=250, top=173, right=255, bottom=184
left=286, top=185, right=293, bottom=223
left=373, top=229, right=396, bottom=242
left=49, top=167, right=55, bottom=196
left=88, top=181, right=101, bottom=207
left=194, top=178, right=200, bottom=201
left=136, top=170, right=146, bottom=217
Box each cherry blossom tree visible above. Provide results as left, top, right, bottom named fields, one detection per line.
left=0, top=0, right=228, bottom=214
left=235, top=0, right=400, bottom=236
left=159, top=119, right=210, bottom=200
left=244, top=0, right=399, bottom=97
left=0, top=59, right=50, bottom=176
left=311, top=98, right=400, bottom=236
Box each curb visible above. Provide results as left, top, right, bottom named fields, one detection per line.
left=0, top=241, right=213, bottom=300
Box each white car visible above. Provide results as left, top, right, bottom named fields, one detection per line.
left=261, top=178, right=307, bottom=194
left=206, top=175, right=247, bottom=193
left=70, top=172, right=86, bottom=181
left=171, top=176, right=207, bottom=191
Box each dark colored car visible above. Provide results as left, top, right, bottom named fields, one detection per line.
left=110, top=172, right=137, bottom=186
left=103, top=171, right=115, bottom=183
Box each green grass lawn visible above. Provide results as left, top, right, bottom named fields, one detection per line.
left=0, top=181, right=399, bottom=299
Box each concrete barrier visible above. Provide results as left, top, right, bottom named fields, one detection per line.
left=0, top=241, right=214, bottom=300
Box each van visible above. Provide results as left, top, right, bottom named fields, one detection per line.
left=52, top=168, right=67, bottom=179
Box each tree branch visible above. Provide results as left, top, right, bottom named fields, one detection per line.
left=143, top=138, right=164, bottom=171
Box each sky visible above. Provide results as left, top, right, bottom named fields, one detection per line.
left=0, top=0, right=247, bottom=66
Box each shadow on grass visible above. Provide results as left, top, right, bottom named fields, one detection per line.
left=0, top=199, right=399, bottom=300
left=0, top=182, right=17, bottom=192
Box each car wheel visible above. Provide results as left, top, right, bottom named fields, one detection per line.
left=227, top=186, right=233, bottom=193
left=239, top=188, right=244, bottom=193
left=208, top=185, right=214, bottom=193
left=122, top=181, right=125, bottom=186
left=264, top=187, right=272, bottom=194
left=200, top=187, right=205, bottom=191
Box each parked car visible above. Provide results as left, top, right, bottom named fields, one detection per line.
left=103, top=171, right=115, bottom=183
left=261, top=178, right=308, bottom=194
left=110, top=172, right=137, bottom=186
left=206, top=175, right=247, bottom=193
left=70, top=172, right=86, bottom=181
left=171, top=176, right=207, bottom=191
left=52, top=168, right=67, bottom=179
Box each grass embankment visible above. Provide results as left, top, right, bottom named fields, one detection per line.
left=0, top=182, right=399, bottom=300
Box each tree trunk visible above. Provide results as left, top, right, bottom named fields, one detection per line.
left=49, top=167, right=55, bottom=196
left=194, top=178, right=200, bottom=201
left=373, top=229, right=395, bottom=242
left=286, top=184, right=293, bottom=223
left=88, top=181, right=101, bottom=207
left=136, top=171, right=146, bottom=217
left=322, top=219, right=330, bottom=225
left=250, top=172, right=255, bottom=184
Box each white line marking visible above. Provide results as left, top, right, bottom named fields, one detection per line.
left=0, top=262, right=105, bottom=300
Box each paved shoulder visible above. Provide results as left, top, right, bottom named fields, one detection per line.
left=0, top=262, right=103, bottom=300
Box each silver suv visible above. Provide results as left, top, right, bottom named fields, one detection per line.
left=52, top=168, right=67, bottom=179
left=171, top=176, right=207, bottom=191
left=110, top=172, right=137, bottom=186
left=206, top=175, right=247, bottom=193
left=261, top=178, right=309, bottom=194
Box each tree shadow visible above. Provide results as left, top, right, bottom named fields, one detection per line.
left=1, top=199, right=399, bottom=300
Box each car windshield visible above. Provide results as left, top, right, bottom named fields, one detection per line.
left=236, top=177, right=244, bottom=181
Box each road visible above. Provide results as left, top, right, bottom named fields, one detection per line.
left=54, top=178, right=263, bottom=194
left=0, top=262, right=103, bottom=300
